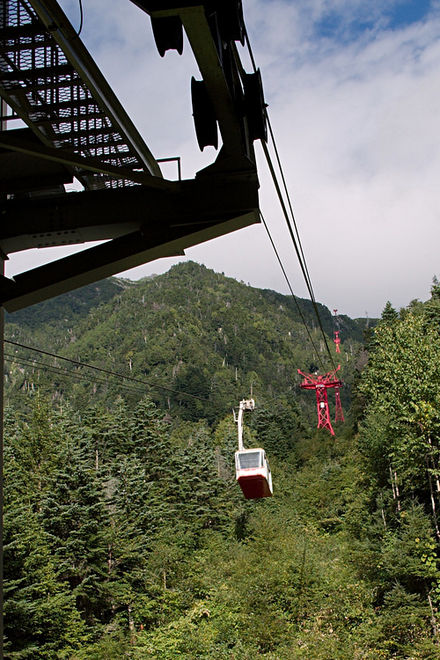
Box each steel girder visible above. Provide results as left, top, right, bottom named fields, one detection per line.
left=0, top=0, right=261, bottom=311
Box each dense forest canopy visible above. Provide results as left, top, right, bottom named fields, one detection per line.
left=4, top=262, right=440, bottom=658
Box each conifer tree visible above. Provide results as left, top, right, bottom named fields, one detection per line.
left=40, top=431, right=110, bottom=625
left=380, top=300, right=398, bottom=325
left=4, top=401, right=92, bottom=656
left=424, top=276, right=440, bottom=331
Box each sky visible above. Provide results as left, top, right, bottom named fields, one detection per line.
left=6, top=0, right=440, bottom=318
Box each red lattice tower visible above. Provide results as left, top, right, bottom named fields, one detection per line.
left=297, top=365, right=343, bottom=436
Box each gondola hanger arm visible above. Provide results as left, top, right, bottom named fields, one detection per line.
left=235, top=397, right=254, bottom=451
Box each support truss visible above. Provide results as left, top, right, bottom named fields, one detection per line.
left=297, top=365, right=344, bottom=436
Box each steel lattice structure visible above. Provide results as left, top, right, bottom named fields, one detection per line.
left=0, top=0, right=161, bottom=191
left=334, top=385, right=344, bottom=423
left=0, top=0, right=263, bottom=311
left=298, top=365, right=344, bottom=436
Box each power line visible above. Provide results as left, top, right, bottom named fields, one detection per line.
left=4, top=340, right=210, bottom=403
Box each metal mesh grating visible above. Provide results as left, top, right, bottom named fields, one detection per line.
left=0, top=0, right=152, bottom=189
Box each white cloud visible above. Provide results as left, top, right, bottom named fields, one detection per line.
left=244, top=3, right=440, bottom=316
left=7, top=0, right=440, bottom=318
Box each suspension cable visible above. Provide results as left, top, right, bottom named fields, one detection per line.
left=4, top=352, right=146, bottom=395
left=77, top=0, right=84, bottom=36
left=259, top=141, right=336, bottom=370
left=265, top=114, right=315, bottom=298
left=4, top=340, right=210, bottom=403
left=244, top=28, right=337, bottom=371
left=243, top=33, right=314, bottom=298
left=260, top=211, right=326, bottom=371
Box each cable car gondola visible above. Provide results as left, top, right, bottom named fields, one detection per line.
left=234, top=399, right=273, bottom=499
left=235, top=447, right=273, bottom=499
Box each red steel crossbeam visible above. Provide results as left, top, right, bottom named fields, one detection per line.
left=297, top=365, right=343, bottom=435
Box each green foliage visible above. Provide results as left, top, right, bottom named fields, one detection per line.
left=5, top=262, right=365, bottom=422
left=249, top=397, right=306, bottom=459
left=4, top=403, right=94, bottom=657
left=380, top=300, right=398, bottom=325
left=423, top=276, right=440, bottom=332
left=352, top=297, right=440, bottom=653
left=6, top=265, right=440, bottom=656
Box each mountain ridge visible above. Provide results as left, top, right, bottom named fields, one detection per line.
left=4, top=261, right=368, bottom=419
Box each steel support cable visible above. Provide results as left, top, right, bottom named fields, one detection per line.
left=265, top=114, right=315, bottom=298
left=243, top=29, right=337, bottom=371
left=242, top=32, right=315, bottom=298
left=5, top=352, right=151, bottom=395
left=4, top=340, right=210, bottom=403
left=4, top=353, right=146, bottom=395
left=260, top=140, right=337, bottom=370
left=77, top=0, right=84, bottom=36
left=260, top=139, right=314, bottom=301
left=259, top=211, right=326, bottom=372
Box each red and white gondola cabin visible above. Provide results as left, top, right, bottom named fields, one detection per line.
left=235, top=448, right=273, bottom=499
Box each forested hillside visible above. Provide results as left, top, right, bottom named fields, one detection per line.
left=4, top=262, right=365, bottom=418
left=5, top=263, right=440, bottom=658
left=5, top=278, right=130, bottom=348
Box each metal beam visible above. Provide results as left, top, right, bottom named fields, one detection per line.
left=181, top=6, right=245, bottom=155
left=0, top=130, right=173, bottom=190
left=0, top=0, right=261, bottom=310
left=1, top=211, right=258, bottom=311
left=0, top=171, right=258, bottom=251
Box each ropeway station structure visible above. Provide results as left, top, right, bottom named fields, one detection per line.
left=0, top=0, right=265, bottom=311
left=0, top=0, right=266, bottom=650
